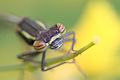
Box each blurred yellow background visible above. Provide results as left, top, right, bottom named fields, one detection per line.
left=0, top=0, right=120, bottom=80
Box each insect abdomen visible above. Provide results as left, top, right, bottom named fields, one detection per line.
left=18, top=17, right=45, bottom=37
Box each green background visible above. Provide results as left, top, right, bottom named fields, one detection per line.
left=0, top=0, right=120, bottom=80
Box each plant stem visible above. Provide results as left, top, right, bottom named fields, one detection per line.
left=45, top=41, right=95, bottom=67
left=0, top=41, right=96, bottom=71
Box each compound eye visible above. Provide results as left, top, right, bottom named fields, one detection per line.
left=33, top=40, right=46, bottom=50
left=50, top=38, right=63, bottom=49
left=56, top=23, right=66, bottom=33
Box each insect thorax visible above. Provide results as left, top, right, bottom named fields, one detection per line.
left=36, top=25, right=64, bottom=50
left=37, top=26, right=60, bottom=43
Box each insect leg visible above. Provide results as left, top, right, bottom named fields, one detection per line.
left=63, top=32, right=87, bottom=79
left=62, top=32, right=77, bottom=67
left=17, top=51, right=40, bottom=62
left=62, top=31, right=76, bottom=53
left=41, top=51, right=66, bottom=71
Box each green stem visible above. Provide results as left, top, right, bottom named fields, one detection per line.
left=0, top=41, right=96, bottom=72
left=45, top=42, right=95, bottom=67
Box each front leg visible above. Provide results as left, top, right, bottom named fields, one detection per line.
left=17, top=51, right=41, bottom=62
left=62, top=31, right=76, bottom=53
left=62, top=32, right=87, bottom=79
left=17, top=51, right=66, bottom=71
left=62, top=31, right=76, bottom=64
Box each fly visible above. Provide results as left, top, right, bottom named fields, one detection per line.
left=0, top=13, right=101, bottom=80
left=1, top=14, right=76, bottom=71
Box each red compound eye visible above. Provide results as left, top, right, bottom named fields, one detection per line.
left=33, top=40, right=46, bottom=50
left=57, top=23, right=65, bottom=33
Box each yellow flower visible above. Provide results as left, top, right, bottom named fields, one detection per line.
left=74, top=1, right=120, bottom=77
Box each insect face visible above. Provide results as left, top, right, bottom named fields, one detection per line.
left=33, top=40, right=47, bottom=51
left=49, top=38, right=63, bottom=49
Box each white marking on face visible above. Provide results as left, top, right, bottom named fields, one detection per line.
left=49, top=34, right=61, bottom=44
